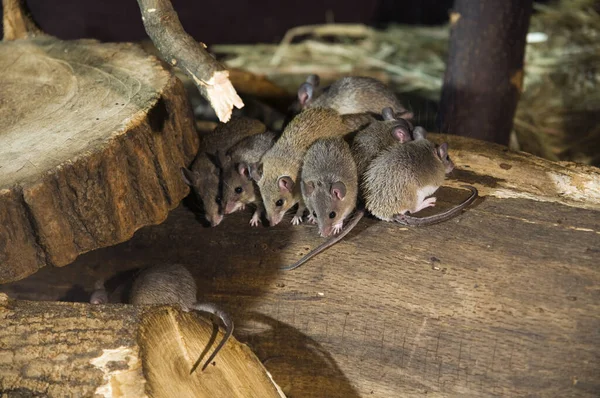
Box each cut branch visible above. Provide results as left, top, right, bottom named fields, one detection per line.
left=136, top=0, right=244, bottom=122
left=2, top=0, right=44, bottom=40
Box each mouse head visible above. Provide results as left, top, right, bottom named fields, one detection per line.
left=220, top=154, right=258, bottom=214
left=302, top=180, right=356, bottom=237
left=435, top=142, right=455, bottom=174
left=253, top=164, right=298, bottom=226
left=181, top=154, right=224, bottom=226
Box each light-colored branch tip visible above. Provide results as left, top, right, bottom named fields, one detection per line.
left=199, top=70, right=245, bottom=123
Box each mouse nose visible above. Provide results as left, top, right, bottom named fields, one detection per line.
left=210, top=214, right=224, bottom=227
left=320, top=226, right=333, bottom=237
left=268, top=213, right=282, bottom=226
left=224, top=201, right=237, bottom=214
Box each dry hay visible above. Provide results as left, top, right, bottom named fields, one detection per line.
left=211, top=0, right=600, bottom=166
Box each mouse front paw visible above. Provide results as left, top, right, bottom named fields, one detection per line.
left=307, top=214, right=317, bottom=224
left=291, top=215, right=303, bottom=225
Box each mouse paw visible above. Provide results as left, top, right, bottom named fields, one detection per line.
left=332, top=225, right=343, bottom=235
left=291, top=215, right=303, bottom=225
left=415, top=197, right=437, bottom=213
left=307, top=214, right=317, bottom=224
left=249, top=214, right=260, bottom=227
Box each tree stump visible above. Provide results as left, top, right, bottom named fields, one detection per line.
left=0, top=35, right=199, bottom=283
left=2, top=133, right=599, bottom=397
left=0, top=293, right=285, bottom=397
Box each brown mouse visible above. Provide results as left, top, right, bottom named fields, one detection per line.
left=90, top=264, right=233, bottom=373
left=217, top=130, right=278, bottom=226
left=293, top=75, right=413, bottom=119
left=282, top=128, right=477, bottom=271
left=253, top=107, right=369, bottom=226
left=301, top=137, right=358, bottom=237
left=363, top=130, right=478, bottom=223
left=181, top=117, right=266, bottom=226
left=351, top=107, right=413, bottom=180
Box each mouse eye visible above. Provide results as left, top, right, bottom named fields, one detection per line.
left=215, top=196, right=222, bottom=205
left=329, top=211, right=336, bottom=219
left=235, top=187, right=243, bottom=194
left=313, top=211, right=317, bottom=217
left=275, top=199, right=284, bottom=207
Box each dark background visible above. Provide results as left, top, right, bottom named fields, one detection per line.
left=0, top=0, right=514, bottom=43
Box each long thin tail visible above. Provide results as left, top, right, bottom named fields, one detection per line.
left=189, top=302, right=234, bottom=373
left=394, top=185, right=478, bottom=226
left=280, top=209, right=365, bottom=271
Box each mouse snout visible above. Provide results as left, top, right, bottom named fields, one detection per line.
left=224, top=201, right=240, bottom=215
left=267, top=213, right=283, bottom=226
left=209, top=214, right=224, bottom=227
left=320, top=225, right=333, bottom=238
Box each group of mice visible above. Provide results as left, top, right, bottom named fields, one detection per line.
left=88, top=75, right=478, bottom=373
left=181, top=74, right=477, bottom=269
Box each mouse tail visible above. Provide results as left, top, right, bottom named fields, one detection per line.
left=189, top=302, right=234, bottom=373
left=280, top=209, right=365, bottom=271
left=394, top=185, right=478, bottom=226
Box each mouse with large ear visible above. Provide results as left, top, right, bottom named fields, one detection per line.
left=301, top=137, right=358, bottom=237
left=90, top=264, right=234, bottom=373
left=218, top=131, right=277, bottom=226
left=351, top=107, right=414, bottom=180
left=294, top=75, right=413, bottom=118
left=363, top=135, right=477, bottom=224
left=180, top=117, right=266, bottom=226
left=255, top=107, right=363, bottom=226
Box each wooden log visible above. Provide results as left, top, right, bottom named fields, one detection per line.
left=2, top=134, right=599, bottom=397
left=0, top=293, right=285, bottom=397
left=438, top=0, right=533, bottom=145
left=0, top=1, right=199, bottom=283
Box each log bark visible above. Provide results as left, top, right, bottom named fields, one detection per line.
left=2, top=134, right=599, bottom=397
left=0, top=1, right=199, bottom=283
left=135, top=0, right=243, bottom=122
left=438, top=0, right=533, bottom=145
left=0, top=294, right=285, bottom=397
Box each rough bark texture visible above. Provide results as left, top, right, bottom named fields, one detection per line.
left=135, top=0, right=244, bottom=122
left=0, top=35, right=199, bottom=283
left=1, top=134, right=599, bottom=397
left=0, top=294, right=285, bottom=397
left=438, top=0, right=533, bottom=145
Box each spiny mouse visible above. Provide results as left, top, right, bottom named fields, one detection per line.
left=301, top=137, right=358, bottom=237
left=253, top=107, right=370, bottom=226
left=181, top=116, right=266, bottom=226
left=90, top=264, right=233, bottom=373
left=218, top=130, right=278, bottom=226
left=293, top=75, right=413, bottom=119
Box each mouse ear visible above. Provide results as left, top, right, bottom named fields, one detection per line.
left=278, top=176, right=295, bottom=193
left=331, top=182, right=347, bottom=200
left=382, top=107, right=395, bottom=121
left=181, top=167, right=196, bottom=186
left=306, top=74, right=320, bottom=87
left=298, top=82, right=314, bottom=106
left=302, top=180, right=315, bottom=195
left=437, top=142, right=449, bottom=159
left=237, top=162, right=250, bottom=179
left=391, top=125, right=411, bottom=143
left=248, top=162, right=263, bottom=181
left=412, top=126, right=427, bottom=141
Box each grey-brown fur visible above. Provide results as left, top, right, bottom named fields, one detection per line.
left=351, top=116, right=413, bottom=179
left=362, top=137, right=451, bottom=221
left=255, top=107, right=360, bottom=226
left=301, top=137, right=358, bottom=237
left=92, top=264, right=234, bottom=373
left=181, top=117, right=266, bottom=226
left=219, top=131, right=278, bottom=225
left=296, top=75, right=412, bottom=118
